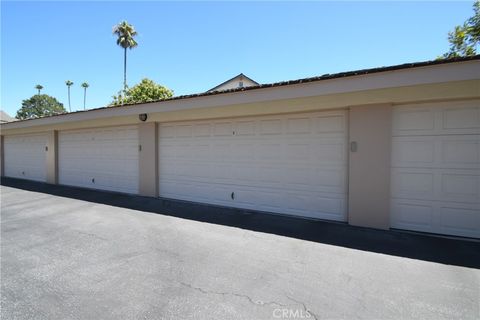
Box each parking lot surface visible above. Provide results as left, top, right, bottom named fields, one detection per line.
left=1, top=185, right=479, bottom=319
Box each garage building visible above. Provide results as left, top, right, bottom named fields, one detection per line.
left=1, top=56, right=479, bottom=238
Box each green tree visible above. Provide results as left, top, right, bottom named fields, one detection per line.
left=81, top=82, right=89, bottom=110
left=110, top=78, right=173, bottom=106
left=16, top=94, right=66, bottom=120
left=113, top=21, right=138, bottom=101
left=442, top=1, right=480, bottom=58
left=65, top=80, right=74, bottom=111
left=35, top=84, right=43, bottom=95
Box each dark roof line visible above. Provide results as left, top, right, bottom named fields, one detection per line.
left=4, top=55, right=480, bottom=125
left=207, top=73, right=260, bottom=92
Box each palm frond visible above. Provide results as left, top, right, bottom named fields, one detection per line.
left=113, top=21, right=138, bottom=49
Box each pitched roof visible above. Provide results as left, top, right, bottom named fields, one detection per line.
left=207, top=73, right=260, bottom=92
left=0, top=110, right=15, bottom=123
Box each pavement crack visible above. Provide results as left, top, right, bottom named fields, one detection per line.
left=179, top=281, right=287, bottom=308
left=286, top=295, right=318, bottom=320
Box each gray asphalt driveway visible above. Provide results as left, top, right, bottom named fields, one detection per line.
left=1, top=185, right=479, bottom=320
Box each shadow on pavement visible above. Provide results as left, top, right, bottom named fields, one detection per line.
left=2, top=177, right=479, bottom=269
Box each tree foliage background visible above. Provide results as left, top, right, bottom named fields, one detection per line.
left=110, top=78, right=173, bottom=106
left=16, top=94, right=66, bottom=120
left=443, top=0, right=480, bottom=58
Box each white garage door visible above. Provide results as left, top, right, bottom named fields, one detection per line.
left=59, top=126, right=139, bottom=194
left=4, top=133, right=47, bottom=182
left=158, top=111, right=347, bottom=221
left=391, top=101, right=480, bottom=238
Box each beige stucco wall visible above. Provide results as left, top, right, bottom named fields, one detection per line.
left=46, top=131, right=57, bottom=184
left=138, top=123, right=158, bottom=197
left=348, top=104, right=392, bottom=229
left=0, top=135, right=4, bottom=177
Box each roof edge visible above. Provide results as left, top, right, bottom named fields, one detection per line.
left=2, top=54, right=479, bottom=126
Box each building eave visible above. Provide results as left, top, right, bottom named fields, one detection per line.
left=1, top=55, right=479, bottom=131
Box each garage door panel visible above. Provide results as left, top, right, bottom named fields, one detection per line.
left=4, top=134, right=47, bottom=182
left=214, top=122, right=233, bottom=136
left=393, top=102, right=479, bottom=136
left=59, top=126, right=139, bottom=194
left=287, top=117, right=311, bottom=134
left=391, top=101, right=480, bottom=238
left=159, top=111, right=347, bottom=221
left=392, top=168, right=479, bottom=203
left=392, top=135, right=479, bottom=169
left=391, top=169, right=434, bottom=199
left=159, top=181, right=227, bottom=204
left=315, top=168, right=346, bottom=191
left=158, top=125, right=176, bottom=138
left=231, top=144, right=255, bottom=159
left=392, top=137, right=435, bottom=166
left=315, top=114, right=346, bottom=133
left=308, top=194, right=345, bottom=216
left=312, top=141, right=345, bottom=162
left=259, top=119, right=282, bottom=135
left=235, top=120, right=255, bottom=135
left=181, top=163, right=211, bottom=178
left=441, top=173, right=479, bottom=201
left=440, top=206, right=480, bottom=237
left=158, top=144, right=177, bottom=159
left=190, top=144, right=211, bottom=159
left=235, top=189, right=284, bottom=210
left=391, top=199, right=480, bottom=238
left=232, top=165, right=261, bottom=182
left=441, top=138, right=479, bottom=166
left=286, top=143, right=309, bottom=159
left=232, top=187, right=344, bottom=220
left=391, top=200, right=433, bottom=229
left=393, top=108, right=435, bottom=132
left=211, top=143, right=231, bottom=159
left=161, top=160, right=344, bottom=194
left=443, top=106, right=479, bottom=130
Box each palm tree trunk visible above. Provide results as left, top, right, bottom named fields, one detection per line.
left=68, top=87, right=71, bottom=112
left=83, top=88, right=86, bottom=110
left=123, top=47, right=127, bottom=105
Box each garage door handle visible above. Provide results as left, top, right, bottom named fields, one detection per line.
left=231, top=192, right=235, bottom=200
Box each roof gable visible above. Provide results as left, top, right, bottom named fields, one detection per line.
left=207, top=73, right=259, bottom=92
left=0, top=110, right=15, bottom=123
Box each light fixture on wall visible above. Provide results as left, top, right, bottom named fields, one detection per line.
left=139, top=113, right=148, bottom=122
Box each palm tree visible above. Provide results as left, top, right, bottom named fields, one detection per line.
left=35, top=84, right=43, bottom=95
left=113, top=21, right=138, bottom=100
left=65, top=80, right=74, bottom=112
left=81, top=82, right=89, bottom=110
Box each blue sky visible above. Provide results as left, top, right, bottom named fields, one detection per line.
left=1, top=1, right=475, bottom=116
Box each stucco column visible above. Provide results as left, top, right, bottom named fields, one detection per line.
left=138, top=122, right=158, bottom=197
left=46, top=130, right=58, bottom=184
left=0, top=135, right=4, bottom=177
left=348, top=104, right=392, bottom=230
